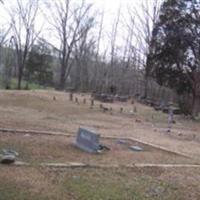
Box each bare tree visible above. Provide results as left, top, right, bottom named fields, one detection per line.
left=92, top=9, right=104, bottom=91
left=0, top=26, right=11, bottom=65
left=73, top=20, right=95, bottom=91
left=44, top=0, right=94, bottom=90
left=103, top=6, right=121, bottom=93
left=8, top=0, right=40, bottom=89
left=129, top=0, right=161, bottom=98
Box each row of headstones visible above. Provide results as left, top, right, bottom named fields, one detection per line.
left=92, top=93, right=133, bottom=103
left=69, top=93, right=137, bottom=115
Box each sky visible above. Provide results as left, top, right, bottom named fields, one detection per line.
left=0, top=0, right=161, bottom=58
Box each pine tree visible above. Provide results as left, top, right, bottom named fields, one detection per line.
left=147, top=0, right=200, bottom=116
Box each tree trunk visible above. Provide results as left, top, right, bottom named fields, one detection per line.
left=58, top=67, right=66, bottom=90
left=17, top=73, right=22, bottom=90
left=192, top=94, right=200, bottom=118
left=144, top=75, right=149, bottom=98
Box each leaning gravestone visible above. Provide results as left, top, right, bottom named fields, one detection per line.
left=75, top=128, right=101, bottom=153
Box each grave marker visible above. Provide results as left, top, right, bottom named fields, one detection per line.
left=75, top=128, right=101, bottom=153
left=69, top=93, right=73, bottom=101
left=167, top=108, right=174, bottom=132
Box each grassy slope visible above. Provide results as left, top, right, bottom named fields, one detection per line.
left=0, top=167, right=188, bottom=200
left=0, top=90, right=200, bottom=200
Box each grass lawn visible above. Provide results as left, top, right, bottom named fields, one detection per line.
left=0, top=90, right=200, bottom=199
left=1, top=166, right=197, bottom=200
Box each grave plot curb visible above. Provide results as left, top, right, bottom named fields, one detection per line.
left=103, top=136, right=191, bottom=159
left=0, top=128, right=73, bottom=136
left=6, top=161, right=200, bottom=169
left=0, top=128, right=195, bottom=160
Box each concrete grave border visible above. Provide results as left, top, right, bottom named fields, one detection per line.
left=0, top=128, right=197, bottom=168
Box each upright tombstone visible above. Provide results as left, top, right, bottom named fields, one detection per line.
left=75, top=128, right=101, bottom=153
left=131, top=98, right=134, bottom=105
left=75, top=97, right=79, bottom=104
left=69, top=93, right=73, bottom=101
left=109, top=107, right=113, bottom=115
left=99, top=104, right=103, bottom=109
left=90, top=98, right=94, bottom=108
left=167, top=108, right=174, bottom=132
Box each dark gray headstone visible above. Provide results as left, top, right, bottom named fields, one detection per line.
left=75, top=128, right=101, bottom=153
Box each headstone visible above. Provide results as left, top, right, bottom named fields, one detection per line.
left=131, top=99, right=134, bottom=104
left=90, top=98, right=94, bottom=107
left=69, top=93, right=73, bottom=101
left=160, top=101, right=166, bottom=110
left=75, top=97, right=79, bottom=104
left=109, top=107, right=113, bottom=115
left=93, top=93, right=114, bottom=103
left=102, top=106, right=109, bottom=112
left=167, top=108, right=174, bottom=131
left=116, top=96, right=129, bottom=102
left=75, top=128, right=101, bottom=153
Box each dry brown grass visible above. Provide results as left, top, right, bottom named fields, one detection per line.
left=0, top=90, right=199, bottom=159
left=0, top=133, right=196, bottom=165
left=0, top=90, right=200, bottom=199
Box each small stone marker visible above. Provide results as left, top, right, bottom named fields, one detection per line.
left=90, top=98, right=94, bottom=107
left=109, top=107, right=113, bottom=115
left=75, top=97, right=79, bottom=104
left=129, top=145, right=143, bottom=152
left=69, top=93, right=73, bottom=101
left=99, top=104, right=103, bottom=109
left=102, top=106, right=109, bottom=112
left=83, top=98, right=86, bottom=104
left=1, top=154, right=15, bottom=164
left=75, top=128, right=101, bottom=153
left=167, top=108, right=174, bottom=132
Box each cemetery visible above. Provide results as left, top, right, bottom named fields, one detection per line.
left=0, top=0, right=200, bottom=198
left=0, top=129, right=196, bottom=166
left=0, top=90, right=200, bottom=199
